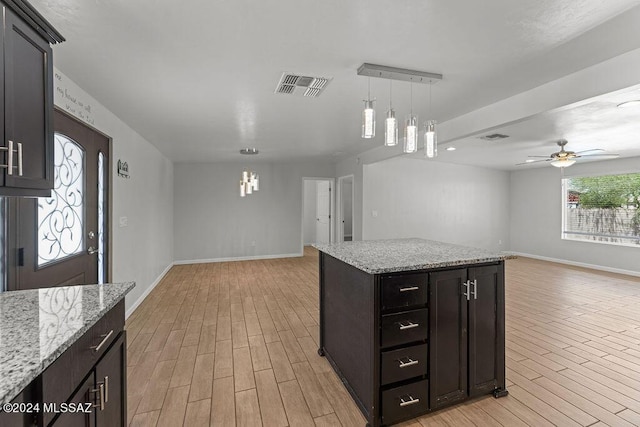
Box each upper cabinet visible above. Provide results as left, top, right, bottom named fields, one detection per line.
left=0, top=0, right=63, bottom=197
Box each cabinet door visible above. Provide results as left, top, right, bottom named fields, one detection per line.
left=468, top=265, right=504, bottom=397
left=3, top=7, right=53, bottom=193
left=52, top=373, right=96, bottom=427
left=429, top=268, right=468, bottom=410
left=95, top=331, right=127, bottom=427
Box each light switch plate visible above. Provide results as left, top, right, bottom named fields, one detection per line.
left=119, top=216, right=128, bottom=227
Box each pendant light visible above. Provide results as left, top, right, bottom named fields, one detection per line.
left=362, top=77, right=375, bottom=139
left=424, top=81, right=437, bottom=158
left=238, top=148, right=260, bottom=197
left=404, top=81, right=418, bottom=153
left=384, top=80, right=398, bottom=146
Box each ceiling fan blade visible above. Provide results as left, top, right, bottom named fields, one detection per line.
left=516, top=159, right=550, bottom=165
left=575, top=148, right=605, bottom=155
left=527, top=155, right=551, bottom=158
left=576, top=153, right=620, bottom=159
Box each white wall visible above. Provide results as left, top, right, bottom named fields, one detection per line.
left=173, top=161, right=335, bottom=262
left=303, top=180, right=317, bottom=245
left=336, top=155, right=363, bottom=241
left=54, top=69, right=174, bottom=315
left=363, top=157, right=510, bottom=251
left=510, top=157, right=640, bottom=275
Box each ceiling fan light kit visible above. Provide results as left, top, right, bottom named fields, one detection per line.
left=357, top=63, right=442, bottom=158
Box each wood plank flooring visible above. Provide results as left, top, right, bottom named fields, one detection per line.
left=126, top=248, right=640, bottom=426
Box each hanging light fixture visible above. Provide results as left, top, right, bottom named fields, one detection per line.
left=404, top=81, right=418, bottom=153
left=239, top=148, right=260, bottom=197
left=362, top=77, right=375, bottom=139
left=424, top=81, right=438, bottom=158
left=384, top=80, right=398, bottom=146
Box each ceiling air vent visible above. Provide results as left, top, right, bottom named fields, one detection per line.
left=275, top=73, right=332, bottom=97
left=479, top=133, right=510, bottom=141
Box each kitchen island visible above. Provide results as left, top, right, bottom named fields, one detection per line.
left=0, top=282, right=134, bottom=426
left=314, top=239, right=510, bottom=427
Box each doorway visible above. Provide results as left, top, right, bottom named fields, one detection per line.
left=5, top=109, right=110, bottom=290
left=336, top=175, right=354, bottom=242
left=302, top=178, right=334, bottom=250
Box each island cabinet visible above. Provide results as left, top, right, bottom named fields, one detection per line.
left=0, top=0, right=64, bottom=197
left=317, top=239, right=508, bottom=427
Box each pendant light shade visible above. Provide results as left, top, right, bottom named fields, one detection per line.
left=240, top=180, right=246, bottom=197
left=385, top=109, right=398, bottom=146
left=424, top=120, right=437, bottom=158
left=240, top=170, right=260, bottom=197
left=404, top=115, right=418, bottom=153
left=362, top=100, right=376, bottom=138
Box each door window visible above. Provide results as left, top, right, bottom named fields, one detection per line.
left=37, top=134, right=85, bottom=266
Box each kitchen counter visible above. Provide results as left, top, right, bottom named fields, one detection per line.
left=314, top=238, right=512, bottom=274
left=0, top=282, right=134, bottom=406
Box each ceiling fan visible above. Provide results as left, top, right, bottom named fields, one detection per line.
left=517, top=139, right=620, bottom=168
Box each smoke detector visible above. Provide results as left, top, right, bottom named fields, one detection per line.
left=275, top=72, right=332, bottom=97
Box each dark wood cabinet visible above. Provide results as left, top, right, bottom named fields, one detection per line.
left=0, top=0, right=63, bottom=197
left=52, top=374, right=96, bottom=427
left=95, top=332, right=127, bottom=427
left=319, top=253, right=507, bottom=427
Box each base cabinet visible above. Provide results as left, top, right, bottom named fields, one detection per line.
left=319, top=254, right=507, bottom=427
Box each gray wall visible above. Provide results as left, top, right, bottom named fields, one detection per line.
left=342, top=177, right=353, bottom=237
left=336, top=155, right=363, bottom=241
left=303, top=180, right=317, bottom=245
left=363, top=157, right=511, bottom=251
left=174, top=160, right=335, bottom=262
left=510, top=156, right=640, bottom=274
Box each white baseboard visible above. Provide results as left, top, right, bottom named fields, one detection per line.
left=510, top=252, right=640, bottom=278
left=125, top=262, right=174, bottom=319
left=173, top=252, right=303, bottom=265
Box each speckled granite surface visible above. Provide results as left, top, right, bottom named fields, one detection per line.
left=314, top=238, right=512, bottom=274
left=0, top=282, right=135, bottom=406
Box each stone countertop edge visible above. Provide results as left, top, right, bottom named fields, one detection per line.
left=313, top=239, right=516, bottom=275
left=0, top=282, right=135, bottom=406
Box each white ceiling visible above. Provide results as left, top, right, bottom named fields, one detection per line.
left=30, top=0, right=640, bottom=164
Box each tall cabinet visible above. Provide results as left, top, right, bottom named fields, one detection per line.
left=0, top=0, right=64, bottom=197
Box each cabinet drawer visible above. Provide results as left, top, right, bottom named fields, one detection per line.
left=382, top=379, right=429, bottom=425
left=381, top=343, right=428, bottom=385
left=381, top=273, right=427, bottom=311
left=381, top=308, right=428, bottom=349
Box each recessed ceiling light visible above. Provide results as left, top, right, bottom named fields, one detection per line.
left=240, top=148, right=259, bottom=155
left=617, top=100, right=640, bottom=108
left=446, top=147, right=456, bottom=151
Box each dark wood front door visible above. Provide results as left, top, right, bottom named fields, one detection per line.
left=8, top=109, right=109, bottom=290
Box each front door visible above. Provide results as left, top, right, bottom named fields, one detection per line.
left=8, top=109, right=109, bottom=290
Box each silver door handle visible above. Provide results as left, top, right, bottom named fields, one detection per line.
left=399, top=321, right=419, bottom=330
left=104, top=376, right=109, bottom=403
left=398, top=357, right=419, bottom=368
left=399, top=286, right=419, bottom=292
left=90, top=330, right=113, bottom=352
left=87, top=246, right=98, bottom=255
left=470, top=279, right=478, bottom=300
left=399, top=395, right=420, bottom=407
left=17, top=142, right=22, bottom=176
left=463, top=280, right=470, bottom=301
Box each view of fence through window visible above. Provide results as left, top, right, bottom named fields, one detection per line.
left=563, top=172, right=640, bottom=246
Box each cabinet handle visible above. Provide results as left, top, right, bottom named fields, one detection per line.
left=17, top=143, right=22, bottom=176
left=399, top=286, right=419, bottom=292
left=399, top=395, right=420, bottom=407
left=104, top=376, right=109, bottom=403
left=1, top=140, right=14, bottom=175
left=398, top=321, right=419, bottom=330
left=470, top=279, right=478, bottom=300
left=398, top=357, right=419, bottom=368
left=463, top=280, right=471, bottom=301
left=91, top=383, right=105, bottom=410
left=90, top=330, right=114, bottom=352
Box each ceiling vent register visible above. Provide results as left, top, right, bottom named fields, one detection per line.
left=479, top=133, right=510, bottom=141
left=275, top=73, right=332, bottom=97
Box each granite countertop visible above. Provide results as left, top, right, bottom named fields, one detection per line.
left=314, top=238, right=513, bottom=274
left=0, top=282, right=135, bottom=406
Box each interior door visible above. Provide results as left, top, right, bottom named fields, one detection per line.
left=8, top=109, right=109, bottom=290
left=315, top=180, right=331, bottom=243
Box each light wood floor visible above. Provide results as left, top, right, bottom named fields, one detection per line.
left=125, top=247, right=640, bottom=426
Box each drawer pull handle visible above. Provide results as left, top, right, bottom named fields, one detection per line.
left=104, top=376, right=109, bottom=403
left=398, top=357, right=419, bottom=368
left=399, top=395, right=420, bottom=407
left=399, top=321, right=419, bottom=330
left=91, top=383, right=105, bottom=410
left=399, top=286, right=419, bottom=292
left=91, top=330, right=114, bottom=352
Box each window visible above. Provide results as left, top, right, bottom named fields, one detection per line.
left=562, top=172, right=640, bottom=246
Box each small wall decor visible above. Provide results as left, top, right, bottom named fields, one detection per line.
left=117, top=159, right=130, bottom=179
